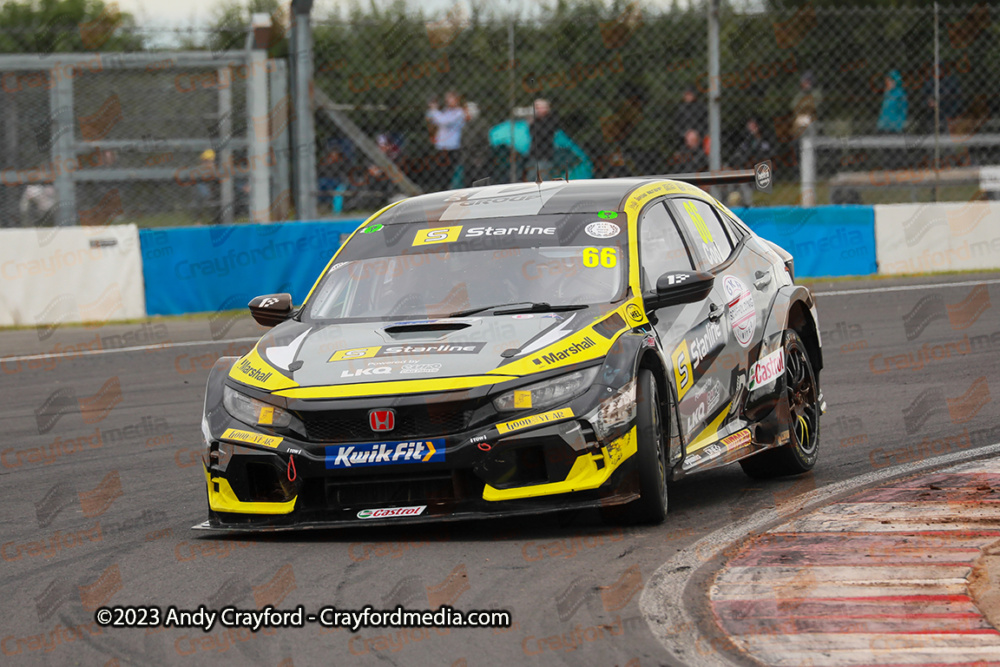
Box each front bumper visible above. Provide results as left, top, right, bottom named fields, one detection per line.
left=199, top=411, right=640, bottom=531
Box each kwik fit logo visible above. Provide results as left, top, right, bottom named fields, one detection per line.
left=326, top=439, right=445, bottom=469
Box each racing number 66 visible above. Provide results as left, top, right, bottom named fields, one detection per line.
left=583, top=247, right=617, bottom=268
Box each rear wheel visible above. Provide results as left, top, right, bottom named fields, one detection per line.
left=628, top=369, right=669, bottom=523
left=739, top=330, right=820, bottom=479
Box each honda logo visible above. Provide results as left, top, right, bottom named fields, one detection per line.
left=369, top=409, right=395, bottom=432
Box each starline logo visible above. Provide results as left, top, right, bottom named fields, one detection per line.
left=357, top=506, right=426, bottom=519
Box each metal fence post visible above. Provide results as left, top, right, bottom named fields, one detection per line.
left=51, top=67, right=75, bottom=225
left=707, top=0, right=721, bottom=174
left=218, top=67, right=234, bottom=225
left=933, top=1, right=940, bottom=202
left=290, top=0, right=317, bottom=220
left=801, top=125, right=816, bottom=207
left=508, top=17, right=516, bottom=184
left=269, top=59, right=291, bottom=220
left=248, top=49, right=270, bottom=222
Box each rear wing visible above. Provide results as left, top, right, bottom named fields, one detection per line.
left=649, top=160, right=773, bottom=193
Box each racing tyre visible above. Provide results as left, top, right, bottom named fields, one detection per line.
left=740, top=330, right=820, bottom=479
left=622, top=369, right=669, bottom=524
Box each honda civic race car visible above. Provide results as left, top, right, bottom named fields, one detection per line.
left=197, top=165, right=824, bottom=530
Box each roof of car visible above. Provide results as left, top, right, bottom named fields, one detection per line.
left=373, top=178, right=703, bottom=226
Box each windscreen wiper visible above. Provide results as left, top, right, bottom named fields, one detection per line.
left=448, top=302, right=588, bottom=317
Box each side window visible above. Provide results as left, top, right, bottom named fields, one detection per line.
left=720, top=212, right=748, bottom=242
left=671, top=198, right=735, bottom=271
left=639, top=202, right=693, bottom=291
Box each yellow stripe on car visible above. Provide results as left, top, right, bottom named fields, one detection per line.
left=483, top=426, right=638, bottom=501
left=273, top=375, right=516, bottom=399
left=686, top=402, right=733, bottom=454
left=204, top=466, right=296, bottom=514
left=227, top=345, right=299, bottom=391
left=300, top=200, right=406, bottom=305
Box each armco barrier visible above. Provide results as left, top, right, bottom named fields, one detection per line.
left=0, top=225, right=145, bottom=327
left=874, top=201, right=1000, bottom=275
left=733, top=205, right=878, bottom=278
left=139, top=220, right=365, bottom=316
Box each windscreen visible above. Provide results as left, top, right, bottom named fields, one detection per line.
left=302, top=214, right=628, bottom=322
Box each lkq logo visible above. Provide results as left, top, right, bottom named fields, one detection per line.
left=369, top=409, right=395, bottom=432
left=341, top=366, right=391, bottom=378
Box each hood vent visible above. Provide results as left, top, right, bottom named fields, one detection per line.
left=383, top=322, right=471, bottom=338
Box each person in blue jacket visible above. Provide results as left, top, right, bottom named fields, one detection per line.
left=877, top=70, right=908, bottom=169
left=877, top=70, right=908, bottom=133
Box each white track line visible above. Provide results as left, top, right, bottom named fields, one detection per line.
left=814, top=277, right=1000, bottom=297
left=0, top=336, right=260, bottom=363
left=638, top=441, right=1000, bottom=667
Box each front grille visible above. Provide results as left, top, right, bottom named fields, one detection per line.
left=298, top=401, right=477, bottom=443
left=324, top=471, right=457, bottom=506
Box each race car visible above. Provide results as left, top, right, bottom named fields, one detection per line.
left=197, top=164, right=824, bottom=530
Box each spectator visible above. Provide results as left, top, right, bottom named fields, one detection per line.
left=791, top=71, right=822, bottom=134
left=363, top=133, right=404, bottom=205
left=529, top=98, right=559, bottom=181
left=921, top=62, right=963, bottom=133
left=195, top=148, right=218, bottom=222
left=318, top=140, right=349, bottom=201
left=673, top=129, right=708, bottom=173
left=730, top=117, right=773, bottom=206
left=426, top=91, right=466, bottom=191
left=675, top=86, right=707, bottom=149
left=877, top=70, right=908, bottom=133
left=19, top=184, right=56, bottom=226
left=461, top=102, right=493, bottom=186
left=733, top=116, right=773, bottom=168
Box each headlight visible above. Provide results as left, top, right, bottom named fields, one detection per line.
left=223, top=385, right=293, bottom=428
left=592, top=377, right=636, bottom=441
left=493, top=367, right=600, bottom=413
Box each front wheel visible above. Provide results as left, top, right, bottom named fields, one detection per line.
left=629, top=369, right=669, bottom=523
left=739, top=330, right=820, bottom=479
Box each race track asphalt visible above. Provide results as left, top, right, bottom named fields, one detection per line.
left=1, top=272, right=998, bottom=666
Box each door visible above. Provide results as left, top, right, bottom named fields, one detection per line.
left=638, top=201, right=728, bottom=441
left=663, top=197, right=745, bottom=440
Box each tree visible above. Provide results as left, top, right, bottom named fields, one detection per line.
left=206, top=0, right=289, bottom=58
left=0, top=0, right=142, bottom=53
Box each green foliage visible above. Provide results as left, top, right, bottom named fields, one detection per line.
left=0, top=0, right=142, bottom=53
left=311, top=1, right=999, bottom=177
left=206, top=0, right=289, bottom=58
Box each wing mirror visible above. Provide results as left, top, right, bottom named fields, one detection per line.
left=248, top=293, right=293, bottom=327
left=644, top=271, right=715, bottom=311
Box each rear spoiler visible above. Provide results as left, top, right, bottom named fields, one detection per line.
left=649, top=160, right=773, bottom=193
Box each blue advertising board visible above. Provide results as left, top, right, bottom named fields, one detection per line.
left=733, top=205, right=877, bottom=277
left=140, top=219, right=365, bottom=316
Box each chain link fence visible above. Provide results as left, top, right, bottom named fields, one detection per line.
left=0, top=23, right=291, bottom=229
left=1, top=2, right=999, bottom=227
left=311, top=2, right=1000, bottom=211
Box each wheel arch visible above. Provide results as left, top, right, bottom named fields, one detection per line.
left=788, top=299, right=823, bottom=377
left=760, top=285, right=823, bottom=378
left=637, top=348, right=683, bottom=466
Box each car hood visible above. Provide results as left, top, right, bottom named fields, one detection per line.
left=230, top=303, right=638, bottom=395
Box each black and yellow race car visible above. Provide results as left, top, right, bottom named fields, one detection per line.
left=197, top=166, right=824, bottom=530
